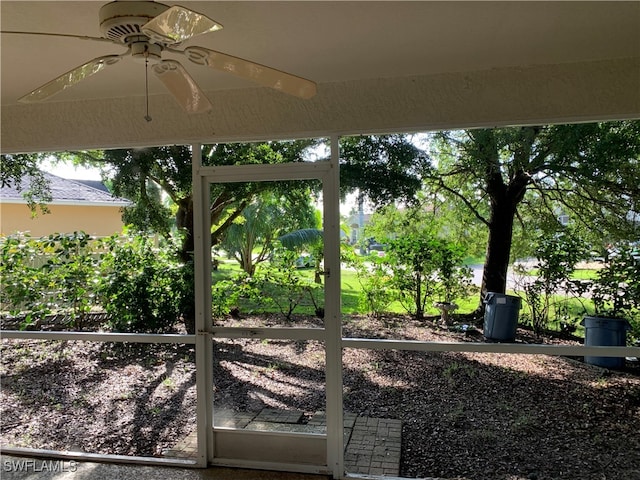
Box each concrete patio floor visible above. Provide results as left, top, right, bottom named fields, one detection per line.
left=0, top=455, right=329, bottom=480
left=1, top=410, right=402, bottom=479
left=165, top=409, right=402, bottom=477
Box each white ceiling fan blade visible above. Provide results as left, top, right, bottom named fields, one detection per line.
left=0, top=30, right=114, bottom=45
left=183, top=46, right=317, bottom=99
left=142, top=6, right=222, bottom=45
left=152, top=60, right=212, bottom=114
left=18, top=55, right=123, bottom=103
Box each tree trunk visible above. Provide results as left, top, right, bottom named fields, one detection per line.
left=481, top=200, right=518, bottom=299
left=176, top=198, right=194, bottom=263
left=415, top=271, right=424, bottom=319
left=471, top=128, right=537, bottom=315
left=175, top=197, right=195, bottom=333
left=478, top=172, right=530, bottom=312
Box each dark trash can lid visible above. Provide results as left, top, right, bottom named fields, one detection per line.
left=484, top=292, right=521, bottom=306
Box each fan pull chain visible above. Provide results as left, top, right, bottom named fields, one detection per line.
left=144, top=56, right=152, bottom=122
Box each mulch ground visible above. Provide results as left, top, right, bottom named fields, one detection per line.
left=1, top=313, right=639, bottom=480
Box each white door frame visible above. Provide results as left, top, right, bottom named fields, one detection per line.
left=191, top=137, right=344, bottom=477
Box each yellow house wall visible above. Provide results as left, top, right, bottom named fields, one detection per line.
left=0, top=203, right=125, bottom=237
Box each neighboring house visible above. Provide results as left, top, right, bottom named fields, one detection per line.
left=0, top=172, right=130, bottom=237
left=346, top=210, right=372, bottom=245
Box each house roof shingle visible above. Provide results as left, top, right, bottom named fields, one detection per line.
left=0, top=172, right=130, bottom=206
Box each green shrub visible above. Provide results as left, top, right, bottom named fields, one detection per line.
left=41, top=231, right=102, bottom=330
left=0, top=233, right=53, bottom=325
left=252, top=249, right=315, bottom=321
left=591, top=244, right=640, bottom=342
left=99, top=233, right=181, bottom=333
left=515, top=230, right=588, bottom=335
left=343, top=247, right=395, bottom=319
left=384, top=234, right=471, bottom=320
left=211, top=271, right=260, bottom=318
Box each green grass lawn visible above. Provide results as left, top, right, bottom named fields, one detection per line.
left=524, top=268, right=599, bottom=280
left=211, top=257, right=481, bottom=317
left=211, top=257, right=599, bottom=338
left=571, top=269, right=599, bottom=280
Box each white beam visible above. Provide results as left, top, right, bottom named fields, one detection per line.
left=0, top=331, right=195, bottom=344
left=324, top=136, right=344, bottom=478
left=342, top=338, right=640, bottom=358
left=192, top=143, right=213, bottom=468
left=201, top=161, right=332, bottom=183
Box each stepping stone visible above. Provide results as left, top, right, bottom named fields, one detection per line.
left=308, top=411, right=357, bottom=429
left=344, top=416, right=402, bottom=476
left=245, top=421, right=325, bottom=434
left=253, top=408, right=304, bottom=424
left=213, top=407, right=257, bottom=428
left=308, top=411, right=358, bottom=446
left=213, top=412, right=255, bottom=428
left=164, top=409, right=402, bottom=477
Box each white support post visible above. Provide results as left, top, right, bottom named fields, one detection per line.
left=324, top=136, right=344, bottom=478
left=192, top=143, right=214, bottom=468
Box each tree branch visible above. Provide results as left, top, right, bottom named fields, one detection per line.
left=434, top=179, right=490, bottom=226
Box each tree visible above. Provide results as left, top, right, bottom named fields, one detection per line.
left=384, top=232, right=442, bottom=320
left=339, top=134, right=431, bottom=206
left=220, top=190, right=317, bottom=275
left=56, top=142, right=316, bottom=332
left=426, top=121, right=640, bottom=312
left=277, top=218, right=326, bottom=284
left=29, top=135, right=429, bottom=329
left=0, top=153, right=52, bottom=214
left=70, top=142, right=317, bottom=261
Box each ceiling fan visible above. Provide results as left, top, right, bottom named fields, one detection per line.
left=1, top=1, right=317, bottom=117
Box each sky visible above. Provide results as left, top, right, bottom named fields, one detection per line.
left=41, top=158, right=102, bottom=181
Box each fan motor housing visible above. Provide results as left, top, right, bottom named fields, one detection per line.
left=99, top=1, right=170, bottom=43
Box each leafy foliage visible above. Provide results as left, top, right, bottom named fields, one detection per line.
left=383, top=234, right=471, bottom=320
left=98, top=232, right=182, bottom=333
left=220, top=191, right=317, bottom=275
left=514, top=229, right=589, bottom=334
left=591, top=244, right=640, bottom=336
left=211, top=272, right=258, bottom=318
left=0, top=233, right=53, bottom=325
left=251, top=250, right=315, bottom=321
left=433, top=242, right=473, bottom=304
left=339, top=134, right=431, bottom=206
left=342, top=246, right=396, bottom=320
left=0, top=232, right=105, bottom=329
left=0, top=153, right=52, bottom=215
left=427, top=121, right=640, bottom=301
left=41, top=232, right=102, bottom=330
left=100, top=142, right=319, bottom=259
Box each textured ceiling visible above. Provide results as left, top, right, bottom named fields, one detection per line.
left=1, top=1, right=639, bottom=153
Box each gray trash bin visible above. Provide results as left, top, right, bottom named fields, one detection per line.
left=483, top=292, right=521, bottom=342
left=582, top=316, right=630, bottom=369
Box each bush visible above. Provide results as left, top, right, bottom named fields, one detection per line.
left=211, top=271, right=260, bottom=318
left=384, top=234, right=471, bottom=320
left=252, top=249, right=317, bottom=321
left=0, top=233, right=53, bottom=325
left=515, top=230, right=587, bottom=335
left=0, top=231, right=106, bottom=329
left=590, top=244, right=640, bottom=342
left=343, top=246, right=396, bottom=319
left=41, top=232, right=102, bottom=330
left=99, top=233, right=181, bottom=333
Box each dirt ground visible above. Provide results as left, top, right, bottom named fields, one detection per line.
left=1, top=314, right=639, bottom=480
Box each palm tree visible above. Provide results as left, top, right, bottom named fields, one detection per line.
left=221, top=191, right=318, bottom=275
